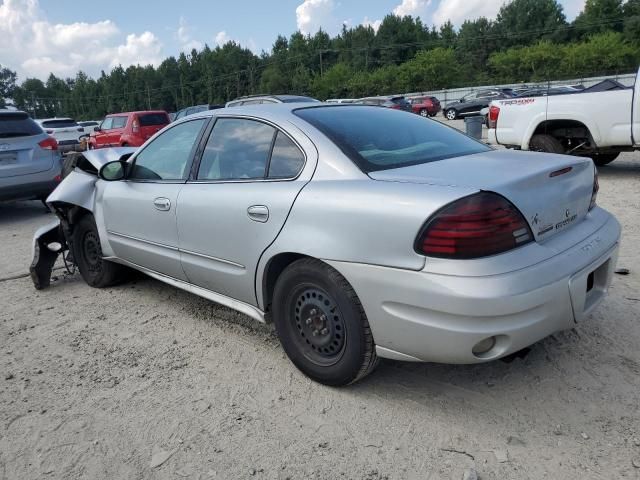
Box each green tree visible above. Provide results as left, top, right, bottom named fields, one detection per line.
left=0, top=65, right=17, bottom=108
left=572, top=0, right=624, bottom=38
left=494, top=0, right=567, bottom=47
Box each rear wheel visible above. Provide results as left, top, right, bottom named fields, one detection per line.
left=591, top=152, right=619, bottom=166
left=445, top=109, right=457, bottom=120
left=529, top=134, right=564, bottom=154
left=72, top=215, right=127, bottom=288
left=272, top=258, right=378, bottom=386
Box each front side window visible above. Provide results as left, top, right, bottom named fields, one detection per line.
left=100, top=118, right=114, bottom=130
left=295, top=106, right=490, bottom=173
left=111, top=116, right=127, bottom=129
left=129, top=119, right=206, bottom=181
left=197, top=118, right=275, bottom=181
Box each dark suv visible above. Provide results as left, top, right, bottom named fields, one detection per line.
left=173, top=104, right=224, bottom=122
left=443, top=89, right=515, bottom=120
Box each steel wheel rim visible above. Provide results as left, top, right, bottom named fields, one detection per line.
left=289, top=285, right=346, bottom=366
left=82, top=231, right=103, bottom=274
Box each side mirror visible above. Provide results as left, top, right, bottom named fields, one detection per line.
left=459, top=98, right=466, bottom=103
left=99, top=160, right=126, bottom=181
left=94, top=127, right=101, bottom=132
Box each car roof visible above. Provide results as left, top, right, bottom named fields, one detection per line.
left=36, top=117, right=75, bottom=122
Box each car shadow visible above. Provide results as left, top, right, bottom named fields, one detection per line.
left=596, top=157, right=640, bottom=179
left=0, top=200, right=52, bottom=226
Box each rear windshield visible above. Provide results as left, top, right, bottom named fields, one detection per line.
left=0, top=113, right=43, bottom=138
left=138, top=113, right=169, bottom=127
left=295, top=106, right=490, bottom=173
left=41, top=119, right=78, bottom=128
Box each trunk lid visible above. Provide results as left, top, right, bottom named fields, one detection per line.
left=368, top=149, right=595, bottom=242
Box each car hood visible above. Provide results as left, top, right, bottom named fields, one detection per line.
left=82, top=147, right=137, bottom=170
left=369, top=149, right=595, bottom=242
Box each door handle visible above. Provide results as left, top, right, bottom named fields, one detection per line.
left=247, top=205, right=269, bottom=223
left=153, top=197, right=171, bottom=211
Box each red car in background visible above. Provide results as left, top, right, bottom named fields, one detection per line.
left=408, top=96, right=441, bottom=117
left=88, top=111, right=170, bottom=149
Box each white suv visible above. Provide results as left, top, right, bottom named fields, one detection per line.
left=36, top=118, right=85, bottom=153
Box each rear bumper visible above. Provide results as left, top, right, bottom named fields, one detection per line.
left=326, top=212, right=621, bottom=364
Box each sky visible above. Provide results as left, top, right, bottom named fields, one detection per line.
left=1, top=0, right=588, bottom=81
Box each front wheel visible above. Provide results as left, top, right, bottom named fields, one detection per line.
left=272, top=259, right=378, bottom=386
left=445, top=109, right=457, bottom=120
left=529, top=134, right=564, bottom=154
left=419, top=109, right=429, bottom=117
left=72, top=215, right=128, bottom=288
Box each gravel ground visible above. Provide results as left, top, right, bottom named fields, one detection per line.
left=0, top=146, right=639, bottom=479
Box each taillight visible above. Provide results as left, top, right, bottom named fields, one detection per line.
left=38, top=137, right=58, bottom=151
left=589, top=165, right=599, bottom=211
left=132, top=119, right=140, bottom=133
left=488, top=105, right=500, bottom=129
left=416, top=192, right=533, bottom=259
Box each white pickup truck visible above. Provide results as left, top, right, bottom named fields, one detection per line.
left=487, top=68, right=640, bottom=165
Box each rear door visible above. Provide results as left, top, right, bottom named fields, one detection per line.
left=100, top=118, right=208, bottom=279
left=0, top=113, right=54, bottom=178
left=177, top=117, right=310, bottom=305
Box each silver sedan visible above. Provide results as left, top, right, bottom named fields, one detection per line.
left=31, top=104, right=621, bottom=386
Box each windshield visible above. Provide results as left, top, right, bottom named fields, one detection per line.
left=295, top=106, right=490, bottom=173
left=0, top=113, right=43, bottom=138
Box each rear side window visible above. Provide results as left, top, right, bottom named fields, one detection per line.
left=111, top=116, right=127, bottom=128
left=139, top=113, right=169, bottom=127
left=268, top=132, right=305, bottom=179
left=295, top=106, right=490, bottom=173
left=0, top=114, right=43, bottom=138
left=41, top=119, right=78, bottom=128
left=197, top=118, right=275, bottom=181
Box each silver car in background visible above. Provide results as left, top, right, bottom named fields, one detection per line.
left=31, top=104, right=620, bottom=386
left=0, top=110, right=62, bottom=202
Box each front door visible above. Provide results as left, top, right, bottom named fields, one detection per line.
left=100, top=118, right=208, bottom=279
left=95, top=118, right=113, bottom=148
left=177, top=117, right=310, bottom=305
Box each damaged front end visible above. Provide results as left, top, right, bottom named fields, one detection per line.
left=29, top=148, right=136, bottom=290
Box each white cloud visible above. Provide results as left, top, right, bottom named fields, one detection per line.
left=215, top=30, right=231, bottom=46
left=296, top=0, right=336, bottom=35
left=0, top=0, right=163, bottom=80
left=393, top=0, right=432, bottom=18
left=432, top=0, right=505, bottom=26
left=362, top=16, right=382, bottom=33
left=177, top=16, right=203, bottom=53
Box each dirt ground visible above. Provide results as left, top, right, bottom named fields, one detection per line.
left=1, top=148, right=639, bottom=479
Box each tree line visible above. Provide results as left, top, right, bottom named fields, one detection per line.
left=1, top=0, right=639, bottom=119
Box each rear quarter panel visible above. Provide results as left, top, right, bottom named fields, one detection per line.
left=256, top=178, right=477, bottom=307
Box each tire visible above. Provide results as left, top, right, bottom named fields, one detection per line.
left=529, top=134, right=564, bottom=154
left=419, top=109, right=429, bottom=117
left=592, top=152, right=619, bottom=166
left=445, top=109, right=457, bottom=120
left=272, top=258, right=378, bottom=386
left=72, top=215, right=127, bottom=288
